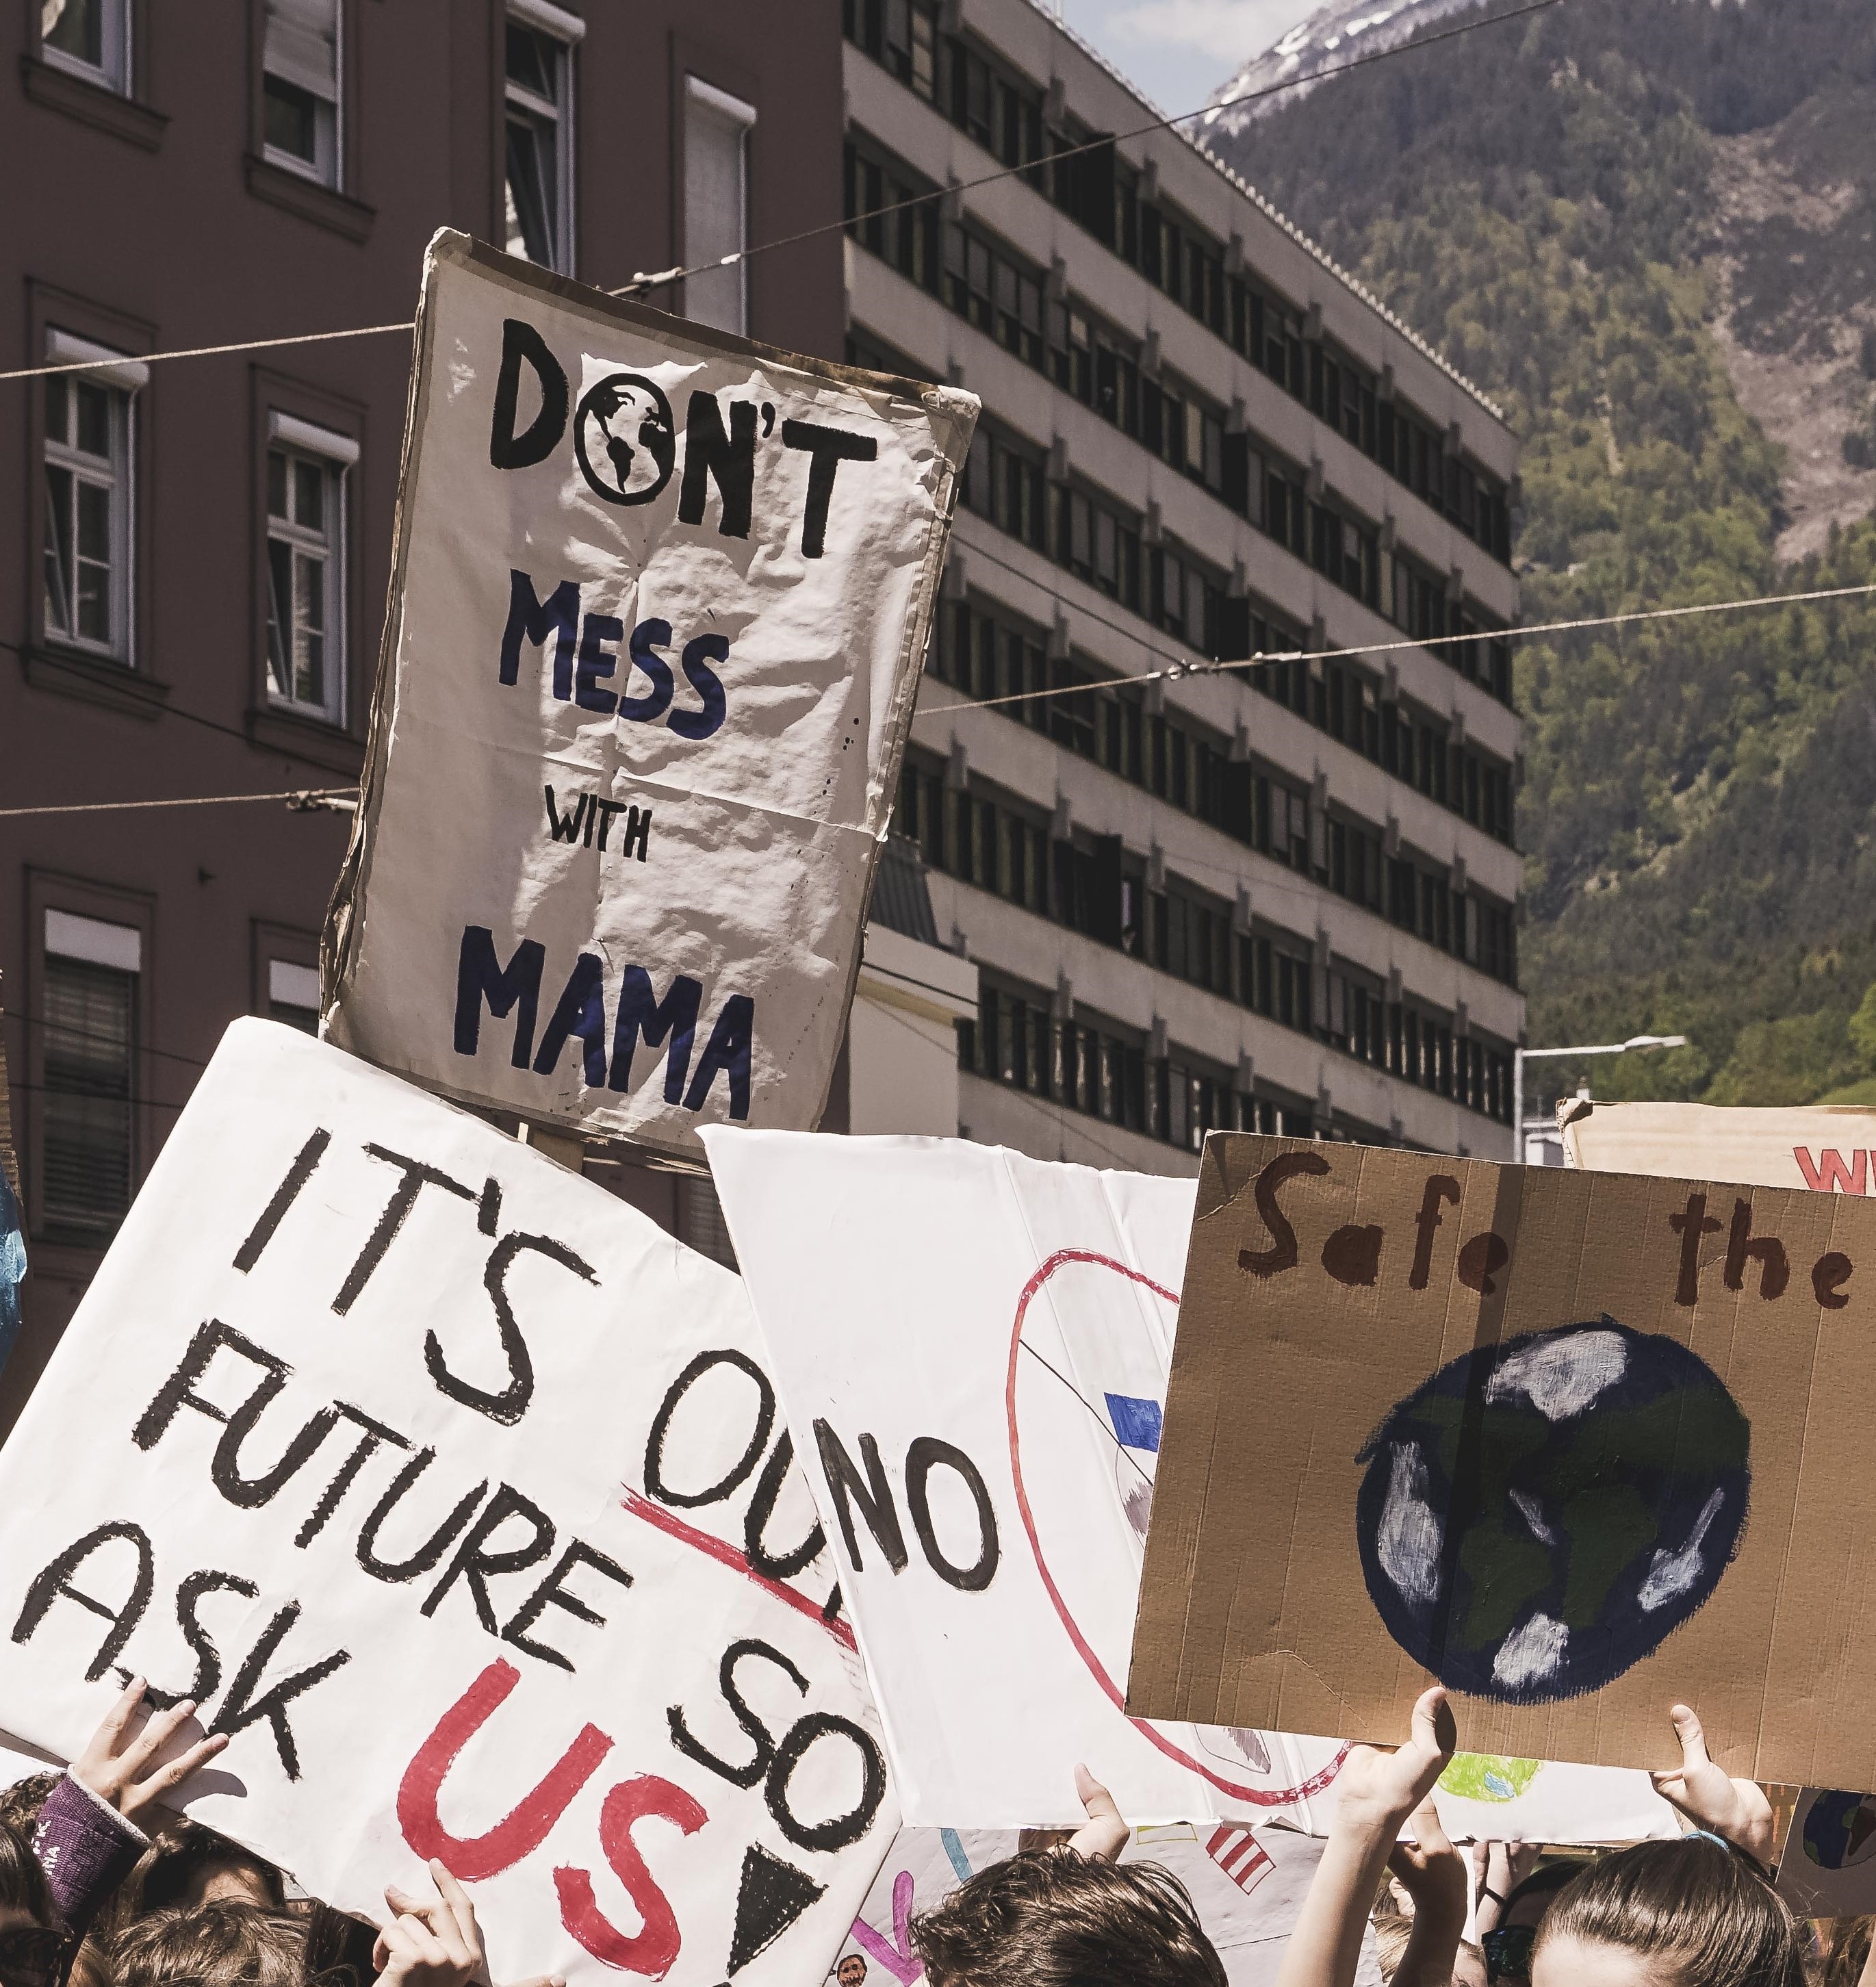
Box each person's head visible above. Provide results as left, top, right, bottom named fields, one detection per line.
left=1530, top=1836, right=1804, bottom=1987
left=133, top=1822, right=285, bottom=1913
left=910, top=1851, right=1226, bottom=1987
left=1481, top=1859, right=1586, bottom=1984
left=836, top=1957, right=869, bottom=1986
left=108, top=1900, right=304, bottom=1987
left=0, top=1820, right=68, bottom=1987
left=0, top=1778, right=58, bottom=1846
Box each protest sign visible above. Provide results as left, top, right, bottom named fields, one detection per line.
left=0, top=1021, right=895, bottom=1984
left=1562, top=1099, right=1876, bottom=1194
left=1127, top=1133, right=1876, bottom=1791
left=0, top=1169, right=22, bottom=1380
left=322, top=231, right=977, bottom=1160
left=0, top=992, right=19, bottom=1376
left=1776, top=1787, right=1876, bottom=1917
left=700, top=1128, right=1348, bottom=1829
left=830, top=1822, right=1381, bottom=1986
left=1432, top=1754, right=1673, bottom=1846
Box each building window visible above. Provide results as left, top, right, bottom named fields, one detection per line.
left=268, top=958, right=321, bottom=1031
left=265, top=413, right=355, bottom=723
left=263, top=0, right=341, bottom=188
left=683, top=74, right=756, bottom=336
left=40, top=910, right=139, bottom=1248
left=40, top=0, right=130, bottom=91
left=42, top=335, right=144, bottom=664
left=677, top=1174, right=738, bottom=1269
left=504, top=2, right=582, bottom=272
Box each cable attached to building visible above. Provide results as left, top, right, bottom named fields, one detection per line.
left=0, top=0, right=1565, bottom=388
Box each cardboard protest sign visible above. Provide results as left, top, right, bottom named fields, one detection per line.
left=830, top=1822, right=1381, bottom=1986
left=1432, top=1754, right=1673, bottom=1845
left=0, top=1021, right=895, bottom=1984
left=1777, top=1787, right=1876, bottom=1917
left=700, top=1129, right=1347, bottom=1829
left=1562, top=1099, right=1876, bottom=1196
left=1127, top=1133, right=1876, bottom=1791
left=323, top=231, right=976, bottom=1159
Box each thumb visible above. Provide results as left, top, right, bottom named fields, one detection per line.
left=1066, top=1764, right=1129, bottom=1862
left=1669, top=1704, right=1710, bottom=1774
left=1411, top=1793, right=1454, bottom=1856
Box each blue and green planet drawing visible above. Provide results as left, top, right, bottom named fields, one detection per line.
left=1354, top=1320, right=1751, bottom=1703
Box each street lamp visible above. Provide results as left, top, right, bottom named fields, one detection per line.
left=1512, top=1034, right=1688, bottom=1164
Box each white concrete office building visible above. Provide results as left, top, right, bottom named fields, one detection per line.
left=838, top=0, right=1523, bottom=1171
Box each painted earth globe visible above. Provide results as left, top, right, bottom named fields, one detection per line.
left=1354, top=1319, right=1751, bottom=1703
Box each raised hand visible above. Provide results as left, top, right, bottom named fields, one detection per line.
left=1389, top=1798, right=1470, bottom=1987
left=1649, top=1703, right=1774, bottom=1867
left=375, top=1860, right=540, bottom=1987
left=1064, top=1764, right=1129, bottom=1863
left=72, top=1677, right=229, bottom=1829
left=1333, top=1686, right=1458, bottom=1834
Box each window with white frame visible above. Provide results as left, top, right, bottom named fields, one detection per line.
left=267, top=957, right=321, bottom=1032
left=683, top=75, right=756, bottom=336
left=40, top=0, right=129, bottom=92
left=264, top=0, right=341, bottom=188
left=42, top=333, right=144, bottom=664
left=504, top=3, right=583, bottom=273
left=265, top=413, right=355, bottom=723
left=41, top=909, right=140, bottom=1247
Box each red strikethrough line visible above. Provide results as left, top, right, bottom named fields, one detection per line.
left=619, top=1487, right=858, bottom=1652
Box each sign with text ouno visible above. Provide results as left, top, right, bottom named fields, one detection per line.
left=700, top=1129, right=1347, bottom=1830
left=0, top=1021, right=895, bottom=1986
left=1127, top=1134, right=1876, bottom=1791
left=322, top=231, right=977, bottom=1159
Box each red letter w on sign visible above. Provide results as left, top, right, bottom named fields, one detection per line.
left=1794, top=1147, right=1870, bottom=1195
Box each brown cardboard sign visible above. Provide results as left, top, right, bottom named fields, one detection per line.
left=1126, top=1133, right=1876, bottom=1790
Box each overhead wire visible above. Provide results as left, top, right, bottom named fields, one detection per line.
left=0, top=789, right=357, bottom=821
left=0, top=0, right=1566, bottom=387
left=923, top=572, right=1876, bottom=716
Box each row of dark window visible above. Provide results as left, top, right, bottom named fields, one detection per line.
left=840, top=0, right=1514, bottom=565
left=896, top=759, right=1515, bottom=1124
left=932, top=600, right=1517, bottom=869
left=962, top=974, right=1513, bottom=1151
left=845, top=144, right=1512, bottom=704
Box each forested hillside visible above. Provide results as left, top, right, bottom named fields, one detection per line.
left=1209, top=0, right=1876, bottom=1110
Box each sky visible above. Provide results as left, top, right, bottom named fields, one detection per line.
left=1052, top=0, right=1324, bottom=116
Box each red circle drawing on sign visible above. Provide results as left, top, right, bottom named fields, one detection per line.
left=1004, top=1246, right=1347, bottom=1808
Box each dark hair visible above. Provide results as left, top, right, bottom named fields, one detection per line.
left=131, top=1821, right=285, bottom=1915
left=911, top=1851, right=1227, bottom=1987
left=108, top=1900, right=305, bottom=1987
left=1498, top=1857, right=1585, bottom=1921
left=0, top=1778, right=60, bottom=1845
left=0, top=1819, right=53, bottom=1930
left=1532, top=1835, right=1805, bottom=1987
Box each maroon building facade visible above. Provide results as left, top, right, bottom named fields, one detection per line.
left=1, top=0, right=847, bottom=1433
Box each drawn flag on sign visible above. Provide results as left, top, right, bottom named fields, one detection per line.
left=1206, top=1825, right=1274, bottom=1895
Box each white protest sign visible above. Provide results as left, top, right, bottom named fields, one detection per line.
left=0, top=1022, right=895, bottom=1985
left=1431, top=1754, right=1673, bottom=1846
left=700, top=1129, right=1345, bottom=1829
left=830, top=1823, right=1380, bottom=1986
left=324, top=231, right=977, bottom=1159
left=1777, top=1787, right=1876, bottom=1917
left=1561, top=1100, right=1876, bottom=1194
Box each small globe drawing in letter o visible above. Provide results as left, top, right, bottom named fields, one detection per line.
left=574, top=372, right=676, bottom=507
left=1354, top=1319, right=1750, bottom=1704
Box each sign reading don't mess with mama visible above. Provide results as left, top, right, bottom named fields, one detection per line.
left=324, top=231, right=977, bottom=1158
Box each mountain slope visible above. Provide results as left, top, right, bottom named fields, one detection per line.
left=1203, top=0, right=1876, bottom=1113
